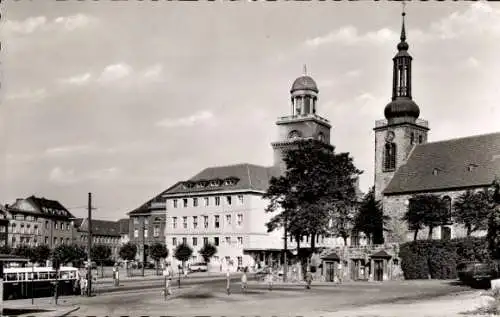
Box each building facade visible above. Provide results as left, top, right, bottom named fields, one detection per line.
left=5, top=196, right=75, bottom=249
left=127, top=193, right=167, bottom=263
left=0, top=205, right=9, bottom=247
left=73, top=218, right=122, bottom=260
left=373, top=13, right=500, bottom=244
left=118, top=218, right=130, bottom=245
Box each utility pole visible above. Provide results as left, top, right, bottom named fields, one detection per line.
left=87, top=193, right=93, bottom=297
left=283, top=216, right=288, bottom=283
left=142, top=223, right=145, bottom=277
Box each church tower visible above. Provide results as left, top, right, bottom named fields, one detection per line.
left=271, top=67, right=332, bottom=174
left=373, top=10, right=430, bottom=201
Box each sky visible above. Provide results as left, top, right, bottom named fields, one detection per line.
left=1, top=1, right=499, bottom=221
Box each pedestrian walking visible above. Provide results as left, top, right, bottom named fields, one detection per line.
left=162, top=264, right=173, bottom=298
left=241, top=267, right=248, bottom=293
left=305, top=269, right=313, bottom=289
left=266, top=268, right=273, bottom=291
left=226, top=269, right=231, bottom=295
left=337, top=261, right=343, bottom=284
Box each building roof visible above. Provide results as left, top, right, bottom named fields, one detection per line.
left=384, top=132, right=500, bottom=195
left=127, top=186, right=173, bottom=216
left=8, top=196, right=74, bottom=219
left=163, top=163, right=278, bottom=196
left=291, top=75, right=318, bottom=93
left=75, top=218, right=121, bottom=237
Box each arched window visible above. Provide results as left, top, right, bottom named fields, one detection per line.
left=384, top=142, right=397, bottom=171
left=418, top=135, right=423, bottom=144
left=442, top=196, right=452, bottom=224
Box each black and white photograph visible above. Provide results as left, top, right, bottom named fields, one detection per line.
left=1, top=0, right=500, bottom=316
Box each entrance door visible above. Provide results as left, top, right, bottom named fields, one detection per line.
left=374, top=260, right=384, bottom=281
left=325, top=262, right=335, bottom=282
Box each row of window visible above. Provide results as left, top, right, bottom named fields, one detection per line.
left=132, top=216, right=163, bottom=226
left=79, top=235, right=119, bottom=244
left=172, top=195, right=244, bottom=209
left=172, top=236, right=244, bottom=247
left=133, top=226, right=161, bottom=238
left=172, top=214, right=243, bottom=230
left=9, top=221, right=71, bottom=231
left=11, top=236, right=71, bottom=246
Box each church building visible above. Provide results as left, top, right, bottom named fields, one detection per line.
left=374, top=12, right=500, bottom=243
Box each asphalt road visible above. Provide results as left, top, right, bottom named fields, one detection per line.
left=73, top=279, right=473, bottom=316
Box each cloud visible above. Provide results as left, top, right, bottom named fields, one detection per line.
left=3, top=14, right=96, bottom=36
left=155, top=110, right=215, bottom=128
left=142, top=64, right=164, bottom=81
left=431, top=2, right=500, bottom=39
left=5, top=88, right=47, bottom=102
left=466, top=57, right=480, bottom=68
left=60, top=73, right=92, bottom=86
left=49, top=167, right=78, bottom=185
left=304, top=26, right=398, bottom=49
left=49, top=166, right=119, bottom=185
left=97, top=63, right=133, bottom=83
left=44, top=144, right=97, bottom=157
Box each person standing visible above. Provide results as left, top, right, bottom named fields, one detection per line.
left=337, top=261, right=343, bottom=284
left=226, top=269, right=231, bottom=295
left=241, top=267, right=248, bottom=294
left=266, top=268, right=273, bottom=291
left=305, top=269, right=313, bottom=289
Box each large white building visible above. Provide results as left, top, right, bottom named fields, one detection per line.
left=163, top=164, right=284, bottom=271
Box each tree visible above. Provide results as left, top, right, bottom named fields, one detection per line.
left=91, top=244, right=112, bottom=277
left=119, top=243, right=137, bottom=276
left=199, top=243, right=217, bottom=264
left=12, top=245, right=33, bottom=259
left=32, top=244, right=51, bottom=265
left=174, top=243, right=193, bottom=270
left=404, top=194, right=449, bottom=240
left=487, top=178, right=500, bottom=260
left=0, top=245, right=11, bottom=255
left=354, top=187, right=390, bottom=245
left=264, top=140, right=362, bottom=268
left=453, top=190, right=491, bottom=237
left=52, top=244, right=87, bottom=266
left=150, top=243, right=169, bottom=275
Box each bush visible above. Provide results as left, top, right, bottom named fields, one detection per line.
left=399, top=237, right=489, bottom=280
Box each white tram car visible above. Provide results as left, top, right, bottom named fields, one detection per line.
left=2, top=266, right=81, bottom=300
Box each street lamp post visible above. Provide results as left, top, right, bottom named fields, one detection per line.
left=283, top=216, right=288, bottom=283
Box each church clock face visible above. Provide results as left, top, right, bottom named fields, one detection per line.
left=385, top=131, right=395, bottom=142
left=288, top=130, right=302, bottom=139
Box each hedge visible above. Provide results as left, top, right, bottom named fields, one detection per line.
left=399, top=237, right=489, bottom=280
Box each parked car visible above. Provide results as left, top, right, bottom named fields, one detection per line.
left=188, top=262, right=208, bottom=272
left=83, top=261, right=97, bottom=269
left=457, top=261, right=499, bottom=286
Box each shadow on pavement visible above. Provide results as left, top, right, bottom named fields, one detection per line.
left=2, top=308, right=52, bottom=316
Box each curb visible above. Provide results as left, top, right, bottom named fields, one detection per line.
left=57, top=305, right=80, bottom=317
left=17, top=305, right=80, bottom=317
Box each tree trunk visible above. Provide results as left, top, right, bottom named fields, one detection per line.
left=413, top=229, right=418, bottom=241
left=310, top=233, right=316, bottom=253
left=101, top=263, right=104, bottom=278
left=342, top=235, right=348, bottom=246
left=466, top=225, right=472, bottom=237
left=428, top=226, right=434, bottom=240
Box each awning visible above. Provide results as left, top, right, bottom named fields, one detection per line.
left=370, top=250, right=392, bottom=259
left=321, top=252, right=340, bottom=261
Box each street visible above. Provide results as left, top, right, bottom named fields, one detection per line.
left=70, top=279, right=473, bottom=316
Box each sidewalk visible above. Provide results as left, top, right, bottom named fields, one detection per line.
left=94, top=271, right=230, bottom=284
left=5, top=296, right=79, bottom=317
left=321, top=290, right=489, bottom=317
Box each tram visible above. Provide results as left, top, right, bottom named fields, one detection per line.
left=2, top=266, right=81, bottom=300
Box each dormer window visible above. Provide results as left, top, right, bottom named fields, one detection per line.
left=210, top=180, right=218, bottom=187
left=467, top=164, right=478, bottom=172
left=432, top=168, right=441, bottom=176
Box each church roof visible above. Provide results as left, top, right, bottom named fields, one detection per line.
left=291, top=75, right=318, bottom=93
left=163, top=163, right=279, bottom=196
left=74, top=218, right=121, bottom=237
left=384, top=132, right=500, bottom=195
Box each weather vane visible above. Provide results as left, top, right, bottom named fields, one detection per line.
left=303, top=64, right=307, bottom=75
left=402, top=0, right=407, bottom=15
